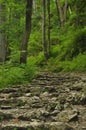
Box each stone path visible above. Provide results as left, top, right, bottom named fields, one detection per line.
left=0, top=71, right=86, bottom=130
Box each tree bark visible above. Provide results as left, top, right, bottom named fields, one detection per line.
left=47, top=0, right=50, bottom=56
left=56, top=0, right=68, bottom=28
left=20, top=0, right=33, bottom=64
left=56, top=0, right=64, bottom=28
left=42, top=0, right=48, bottom=60
left=33, top=0, right=37, bottom=13
left=0, top=4, right=6, bottom=62
left=64, top=0, right=68, bottom=23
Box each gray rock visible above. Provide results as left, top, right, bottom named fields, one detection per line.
left=57, top=109, right=78, bottom=122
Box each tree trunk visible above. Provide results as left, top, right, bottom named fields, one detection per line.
left=47, top=0, right=50, bottom=56
left=5, top=7, right=12, bottom=60
left=56, top=0, right=64, bottom=28
left=64, top=0, right=68, bottom=23
left=0, top=4, right=6, bottom=62
left=56, top=0, right=68, bottom=28
left=33, top=0, right=37, bottom=13
left=42, top=0, right=48, bottom=60
left=20, top=0, right=33, bottom=64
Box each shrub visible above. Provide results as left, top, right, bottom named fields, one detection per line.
left=54, top=53, right=86, bottom=72
left=0, top=62, right=37, bottom=88
left=57, top=27, right=86, bottom=61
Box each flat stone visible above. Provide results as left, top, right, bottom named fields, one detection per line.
left=57, top=109, right=78, bottom=122
left=0, top=105, right=12, bottom=110
left=0, top=112, right=13, bottom=121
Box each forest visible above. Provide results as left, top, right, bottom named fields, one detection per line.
left=0, top=0, right=86, bottom=87
left=0, top=0, right=86, bottom=129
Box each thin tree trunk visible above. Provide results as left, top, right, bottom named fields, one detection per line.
left=56, top=0, right=64, bottom=28
left=42, top=0, right=48, bottom=60
left=64, top=0, right=68, bottom=23
left=47, top=0, right=50, bottom=56
left=20, top=0, right=33, bottom=63
left=33, top=0, right=37, bottom=13
left=5, top=7, right=12, bottom=60
left=0, top=4, right=6, bottom=62
left=56, top=0, right=68, bottom=28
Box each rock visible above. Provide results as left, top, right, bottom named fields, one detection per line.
left=70, top=82, right=83, bottom=91
left=57, top=109, right=79, bottom=122
left=32, top=96, right=40, bottom=100
left=0, top=112, right=13, bottom=121
left=80, top=93, right=86, bottom=105
left=46, top=122, right=74, bottom=130
left=41, top=92, right=49, bottom=97
left=50, top=110, right=59, bottom=116
left=0, top=88, right=17, bottom=93
left=66, top=92, right=86, bottom=105
left=8, top=92, right=23, bottom=98
left=0, top=71, right=86, bottom=129
left=0, top=105, right=12, bottom=110
left=25, top=93, right=31, bottom=97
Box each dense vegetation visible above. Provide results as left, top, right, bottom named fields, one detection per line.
left=0, top=0, right=86, bottom=87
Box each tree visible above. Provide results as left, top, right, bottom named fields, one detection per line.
left=20, top=0, right=33, bottom=63
left=0, top=3, right=6, bottom=62
left=75, top=0, right=86, bottom=27
left=56, top=0, right=68, bottom=28
left=47, top=0, right=51, bottom=56
left=33, top=0, right=37, bottom=13
left=42, top=0, right=48, bottom=60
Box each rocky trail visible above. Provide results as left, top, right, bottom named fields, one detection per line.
left=0, top=71, right=86, bottom=130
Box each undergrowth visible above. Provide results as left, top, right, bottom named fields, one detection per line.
left=47, top=53, right=86, bottom=72
left=46, top=27, right=86, bottom=72
left=0, top=62, right=37, bottom=88
left=0, top=27, right=86, bottom=88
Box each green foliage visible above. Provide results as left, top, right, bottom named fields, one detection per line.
left=27, top=52, right=44, bottom=66
left=0, top=0, right=86, bottom=89
left=54, top=27, right=86, bottom=61
left=28, top=128, right=32, bottom=130
left=0, top=40, right=47, bottom=89
left=13, top=128, right=17, bottom=130
left=76, top=0, right=86, bottom=26
left=0, top=51, right=45, bottom=88
left=47, top=27, right=86, bottom=72
left=0, top=62, right=37, bottom=88
left=28, top=32, right=42, bottom=55
left=24, top=62, right=37, bottom=82
left=3, top=0, right=25, bottom=61
left=0, top=115, right=4, bottom=121
left=47, top=53, right=86, bottom=72
left=60, top=53, right=86, bottom=72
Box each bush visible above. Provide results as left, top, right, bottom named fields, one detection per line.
left=49, top=53, right=86, bottom=72
left=0, top=62, right=37, bottom=88
left=0, top=51, right=46, bottom=88
left=27, top=52, right=44, bottom=66
left=56, top=27, right=86, bottom=61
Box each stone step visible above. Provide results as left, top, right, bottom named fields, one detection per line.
left=0, top=99, right=26, bottom=108
left=0, top=72, right=86, bottom=130
left=0, top=112, right=13, bottom=121
left=0, top=121, right=74, bottom=130
left=0, top=88, right=18, bottom=93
